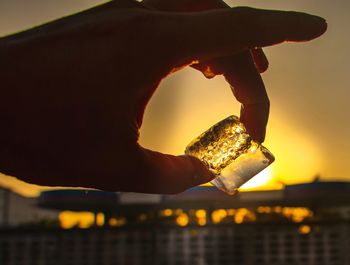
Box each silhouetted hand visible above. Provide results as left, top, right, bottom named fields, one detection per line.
left=0, top=0, right=326, bottom=193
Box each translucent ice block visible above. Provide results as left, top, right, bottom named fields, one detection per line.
left=185, top=115, right=274, bottom=195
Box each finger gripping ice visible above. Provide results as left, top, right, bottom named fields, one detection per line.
left=185, top=115, right=274, bottom=195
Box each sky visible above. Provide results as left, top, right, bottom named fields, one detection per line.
left=0, top=0, right=349, bottom=197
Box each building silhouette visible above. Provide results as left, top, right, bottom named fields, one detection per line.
left=0, top=181, right=350, bottom=265
left=0, top=187, right=58, bottom=227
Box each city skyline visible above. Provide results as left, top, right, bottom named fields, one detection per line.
left=1, top=181, right=350, bottom=265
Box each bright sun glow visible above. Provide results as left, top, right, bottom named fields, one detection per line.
left=240, top=167, right=272, bottom=190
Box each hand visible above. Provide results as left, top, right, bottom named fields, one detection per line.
left=0, top=0, right=326, bottom=193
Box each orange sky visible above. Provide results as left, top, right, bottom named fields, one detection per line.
left=0, top=0, right=349, bottom=197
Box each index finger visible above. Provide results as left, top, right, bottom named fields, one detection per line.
left=167, top=7, right=327, bottom=64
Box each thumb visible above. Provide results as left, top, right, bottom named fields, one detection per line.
left=165, top=7, right=327, bottom=64
left=138, top=147, right=215, bottom=194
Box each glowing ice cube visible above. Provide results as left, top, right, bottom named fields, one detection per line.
left=185, top=115, right=274, bottom=195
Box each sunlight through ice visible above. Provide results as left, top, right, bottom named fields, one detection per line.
left=240, top=167, right=272, bottom=189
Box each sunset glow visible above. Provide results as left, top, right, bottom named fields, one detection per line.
left=1, top=6, right=349, bottom=265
